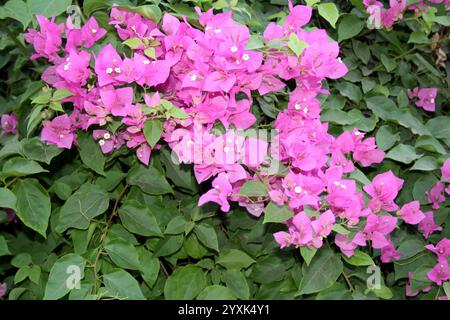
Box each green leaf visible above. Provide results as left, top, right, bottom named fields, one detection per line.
left=197, top=285, right=237, bottom=300
left=43, top=254, right=86, bottom=300
left=221, top=269, right=250, bottom=299
left=263, top=202, right=293, bottom=224
left=435, top=16, right=450, bottom=26
left=77, top=131, right=105, bottom=175
left=164, top=215, right=187, bottom=235
left=1, top=157, right=47, bottom=179
left=52, top=88, right=73, bottom=101
left=245, top=34, right=264, bottom=50
left=118, top=200, right=163, bottom=237
left=298, top=247, right=343, bottom=295
left=0, top=235, right=11, bottom=256
left=123, top=37, right=144, bottom=49
left=408, top=31, right=429, bottom=44
left=413, top=174, right=438, bottom=204
left=161, top=99, right=189, bottom=119
left=306, top=0, right=320, bottom=6
left=392, top=110, right=430, bottom=136
left=143, top=119, right=163, bottom=148
left=409, top=265, right=433, bottom=293
left=56, top=183, right=109, bottom=233
left=127, top=165, right=173, bottom=195
left=103, top=270, right=145, bottom=300
left=410, top=156, right=439, bottom=172
left=139, top=248, right=160, bottom=288
left=288, top=33, right=308, bottom=57
left=105, top=239, right=141, bottom=270
left=337, top=14, right=364, bottom=42
left=13, top=179, right=51, bottom=238
left=317, top=3, right=339, bottom=28
left=238, top=180, right=267, bottom=197
left=368, top=285, right=393, bottom=300
left=353, top=40, right=371, bottom=64
left=426, top=116, right=450, bottom=140
left=385, top=144, right=422, bottom=164
left=216, top=249, right=255, bottom=270
left=380, top=54, right=397, bottom=72
left=160, top=147, right=197, bottom=193
left=21, top=137, right=63, bottom=164
left=0, top=0, right=32, bottom=29
left=376, top=125, right=400, bottom=151
left=117, top=4, right=162, bottom=22
left=332, top=224, right=350, bottom=235
left=415, top=136, right=446, bottom=155
left=144, top=47, right=156, bottom=59
left=164, top=265, right=207, bottom=300
left=365, top=96, right=398, bottom=120
left=334, top=81, right=362, bottom=102
left=28, top=0, right=72, bottom=18
left=300, top=247, right=317, bottom=266
left=0, top=187, right=17, bottom=211
left=342, top=250, right=374, bottom=266
left=153, top=235, right=184, bottom=257
left=195, top=224, right=219, bottom=252
left=443, top=282, right=450, bottom=299
left=11, top=253, right=32, bottom=268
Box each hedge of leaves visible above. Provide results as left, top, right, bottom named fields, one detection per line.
left=0, top=0, right=449, bottom=300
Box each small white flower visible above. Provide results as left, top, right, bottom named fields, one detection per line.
left=63, top=64, right=70, bottom=71
left=190, top=74, right=197, bottom=81
left=143, top=59, right=150, bottom=65
left=230, top=46, right=238, bottom=53
left=294, top=103, right=301, bottom=110
left=294, top=186, right=302, bottom=194
left=59, top=134, right=65, bottom=138
left=303, top=107, right=308, bottom=114
left=114, top=67, right=121, bottom=73
left=214, top=28, right=221, bottom=34
left=106, top=67, right=113, bottom=74
left=103, top=133, right=111, bottom=140
left=224, top=146, right=230, bottom=153
left=99, top=139, right=105, bottom=146
left=242, top=53, right=250, bottom=61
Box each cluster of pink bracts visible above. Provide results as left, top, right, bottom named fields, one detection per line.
left=9, top=2, right=449, bottom=291
left=363, top=0, right=449, bottom=30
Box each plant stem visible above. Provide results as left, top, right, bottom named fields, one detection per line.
left=92, top=184, right=129, bottom=294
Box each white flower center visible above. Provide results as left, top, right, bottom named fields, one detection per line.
left=106, top=67, right=113, bottom=74
left=242, top=54, right=250, bottom=61
left=230, top=46, right=238, bottom=53
left=103, top=133, right=111, bottom=140
left=99, top=139, right=105, bottom=146
left=294, top=186, right=302, bottom=194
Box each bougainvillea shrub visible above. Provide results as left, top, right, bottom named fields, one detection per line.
left=0, top=0, right=449, bottom=300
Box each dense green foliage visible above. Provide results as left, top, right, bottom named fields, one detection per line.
left=0, top=0, right=449, bottom=300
